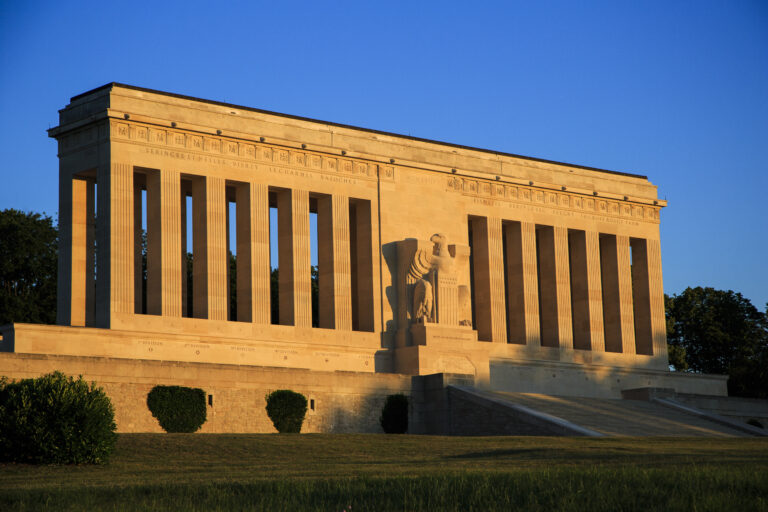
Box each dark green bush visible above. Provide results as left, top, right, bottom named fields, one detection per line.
left=147, top=385, right=207, bottom=433
left=0, top=371, right=117, bottom=464
left=265, top=390, right=307, bottom=433
left=380, top=393, right=409, bottom=434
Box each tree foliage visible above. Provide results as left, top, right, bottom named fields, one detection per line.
left=380, top=393, right=409, bottom=434
left=0, top=209, right=58, bottom=325
left=0, top=371, right=117, bottom=464
left=666, top=287, right=768, bottom=398
left=265, top=389, right=308, bottom=433
left=146, top=385, right=207, bottom=433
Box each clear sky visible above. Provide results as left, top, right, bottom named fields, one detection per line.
left=1, top=0, right=766, bottom=308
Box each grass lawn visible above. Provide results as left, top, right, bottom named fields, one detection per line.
left=1, top=434, right=767, bottom=511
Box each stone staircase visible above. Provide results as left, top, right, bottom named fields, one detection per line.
left=486, top=391, right=752, bottom=437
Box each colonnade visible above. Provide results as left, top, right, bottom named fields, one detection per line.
left=468, top=216, right=666, bottom=356
left=59, top=167, right=375, bottom=332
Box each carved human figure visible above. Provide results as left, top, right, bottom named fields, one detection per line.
left=458, top=285, right=472, bottom=327
left=413, top=279, right=433, bottom=323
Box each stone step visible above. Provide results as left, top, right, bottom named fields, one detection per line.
left=491, top=392, right=750, bottom=437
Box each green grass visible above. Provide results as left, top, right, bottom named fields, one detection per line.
left=1, top=434, right=767, bottom=511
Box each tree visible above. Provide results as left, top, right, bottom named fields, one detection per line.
left=0, top=209, right=57, bottom=325
left=666, top=287, right=768, bottom=398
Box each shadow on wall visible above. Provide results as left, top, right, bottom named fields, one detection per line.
left=381, top=241, right=398, bottom=350
left=323, top=386, right=403, bottom=434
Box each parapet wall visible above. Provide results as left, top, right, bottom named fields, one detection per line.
left=0, top=352, right=410, bottom=433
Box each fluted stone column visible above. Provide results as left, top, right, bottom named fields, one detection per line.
left=630, top=238, right=653, bottom=355
left=191, top=176, right=226, bottom=320
left=554, top=226, right=573, bottom=350
left=647, top=238, right=668, bottom=359
left=67, top=177, right=93, bottom=327
left=318, top=194, right=352, bottom=330
left=206, top=177, right=228, bottom=321
left=94, top=161, right=134, bottom=328
left=278, top=189, right=312, bottom=327
left=471, top=216, right=506, bottom=343
left=250, top=183, right=272, bottom=324
left=616, top=235, right=636, bottom=355
left=146, top=169, right=182, bottom=317
left=585, top=231, right=606, bottom=352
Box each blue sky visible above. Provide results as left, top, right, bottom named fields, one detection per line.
left=1, top=1, right=766, bottom=308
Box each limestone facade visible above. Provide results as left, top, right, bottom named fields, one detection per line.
left=0, top=83, right=727, bottom=432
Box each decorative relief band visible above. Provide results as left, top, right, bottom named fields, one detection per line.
left=446, top=175, right=660, bottom=224
left=110, top=120, right=377, bottom=183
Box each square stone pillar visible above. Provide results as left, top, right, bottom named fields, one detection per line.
left=585, top=231, right=606, bottom=352
left=94, top=161, right=134, bottom=328
left=318, top=195, right=353, bottom=330
left=553, top=226, right=573, bottom=350
left=249, top=183, right=271, bottom=324
left=470, top=216, right=507, bottom=343
left=647, top=239, right=669, bottom=361
left=146, top=169, right=182, bottom=317
left=206, top=177, right=228, bottom=321
left=65, top=176, right=95, bottom=327
left=616, top=235, right=636, bottom=355
left=630, top=238, right=653, bottom=355
left=191, top=176, right=227, bottom=320
left=277, top=189, right=312, bottom=327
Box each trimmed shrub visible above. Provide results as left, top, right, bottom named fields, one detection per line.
left=265, top=390, right=307, bottom=433
left=0, top=371, right=117, bottom=464
left=147, top=385, right=207, bottom=433
left=380, top=393, right=409, bottom=434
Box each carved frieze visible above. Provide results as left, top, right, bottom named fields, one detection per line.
left=108, top=119, right=378, bottom=182
left=446, top=175, right=660, bottom=224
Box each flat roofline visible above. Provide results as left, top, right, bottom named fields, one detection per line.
left=71, top=82, right=647, bottom=180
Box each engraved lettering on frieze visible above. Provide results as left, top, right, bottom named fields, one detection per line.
left=259, top=147, right=273, bottom=161
left=227, top=142, right=238, bottom=155
left=293, top=152, right=305, bottom=166
left=324, top=157, right=337, bottom=171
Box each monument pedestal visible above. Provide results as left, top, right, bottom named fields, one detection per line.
left=395, top=324, right=490, bottom=384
